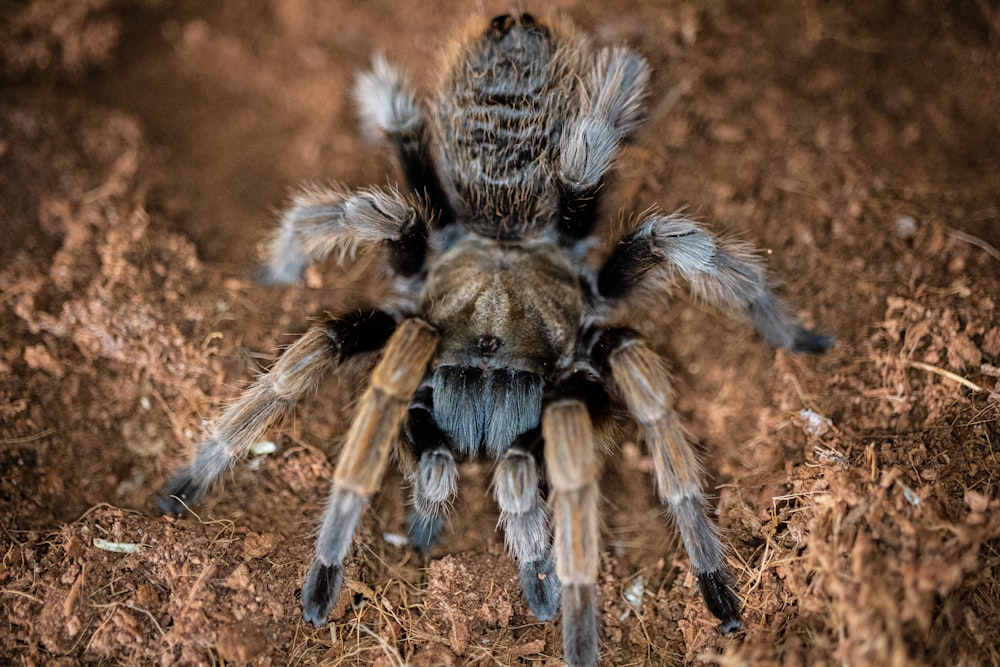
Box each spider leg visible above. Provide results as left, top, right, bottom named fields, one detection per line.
left=354, top=56, right=453, bottom=227
left=558, top=47, right=650, bottom=240
left=158, top=309, right=397, bottom=516
left=403, top=385, right=458, bottom=552
left=493, top=430, right=560, bottom=621
left=543, top=399, right=601, bottom=667
left=595, top=327, right=742, bottom=634
left=303, top=318, right=438, bottom=626
left=261, top=184, right=430, bottom=285
left=598, top=212, right=835, bottom=353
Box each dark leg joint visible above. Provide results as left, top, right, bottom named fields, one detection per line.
left=404, top=385, right=452, bottom=458
left=392, top=132, right=454, bottom=229
left=697, top=569, right=742, bottom=635
left=520, top=558, right=560, bottom=621
left=158, top=468, right=208, bottom=516
left=489, top=14, right=515, bottom=39
left=385, top=212, right=428, bottom=276
left=558, top=182, right=601, bottom=241
left=508, top=426, right=543, bottom=457
left=324, top=309, right=397, bottom=361
left=548, top=364, right=612, bottom=425
left=586, top=325, right=641, bottom=374
left=597, top=234, right=659, bottom=299
left=302, top=559, right=345, bottom=627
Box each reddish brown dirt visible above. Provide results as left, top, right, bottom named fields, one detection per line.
left=2, top=1, right=999, bottom=665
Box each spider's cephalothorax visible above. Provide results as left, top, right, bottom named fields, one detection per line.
left=157, top=12, right=833, bottom=667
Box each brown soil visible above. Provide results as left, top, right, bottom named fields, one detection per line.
left=2, top=1, right=999, bottom=665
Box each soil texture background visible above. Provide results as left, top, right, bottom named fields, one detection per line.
left=2, top=1, right=999, bottom=665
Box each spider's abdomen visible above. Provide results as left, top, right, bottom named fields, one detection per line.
left=432, top=13, right=584, bottom=240
left=421, top=235, right=582, bottom=456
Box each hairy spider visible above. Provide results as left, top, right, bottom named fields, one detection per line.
left=158, top=12, right=833, bottom=666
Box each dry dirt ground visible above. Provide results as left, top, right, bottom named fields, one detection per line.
left=2, top=1, right=1000, bottom=665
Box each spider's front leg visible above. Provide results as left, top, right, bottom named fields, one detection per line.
left=158, top=309, right=397, bottom=515
left=543, top=397, right=601, bottom=667
left=303, top=318, right=438, bottom=626
left=598, top=213, right=834, bottom=353
left=595, top=328, right=742, bottom=634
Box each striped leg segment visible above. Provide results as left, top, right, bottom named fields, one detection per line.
left=600, top=328, right=742, bottom=634
left=544, top=400, right=601, bottom=667
left=302, top=318, right=439, bottom=626
left=158, top=309, right=396, bottom=515
left=406, top=445, right=458, bottom=552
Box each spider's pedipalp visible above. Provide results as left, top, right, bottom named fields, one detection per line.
left=406, top=446, right=458, bottom=552
left=261, top=185, right=430, bottom=285
left=158, top=310, right=396, bottom=516
left=303, top=318, right=438, bottom=625
left=402, top=384, right=458, bottom=551
left=598, top=213, right=835, bottom=353
left=412, top=447, right=458, bottom=511
left=600, top=329, right=742, bottom=633
left=494, top=440, right=560, bottom=621
left=543, top=399, right=601, bottom=667
left=495, top=445, right=541, bottom=516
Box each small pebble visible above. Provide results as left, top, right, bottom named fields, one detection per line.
left=896, top=215, right=917, bottom=239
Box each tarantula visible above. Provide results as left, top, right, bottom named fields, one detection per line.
left=158, top=12, right=832, bottom=666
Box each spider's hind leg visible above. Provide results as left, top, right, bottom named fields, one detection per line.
left=354, top=56, right=453, bottom=226
left=557, top=47, right=650, bottom=242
